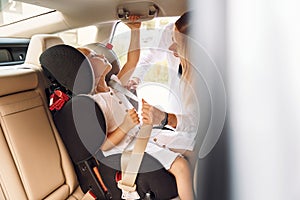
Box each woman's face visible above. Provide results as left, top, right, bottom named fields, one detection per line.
left=169, top=27, right=183, bottom=58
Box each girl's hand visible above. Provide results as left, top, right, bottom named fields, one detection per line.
left=125, top=15, right=141, bottom=29
left=119, top=108, right=140, bottom=132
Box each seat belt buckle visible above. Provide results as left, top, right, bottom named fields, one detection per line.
left=118, top=181, right=140, bottom=199
left=117, top=180, right=136, bottom=192
left=49, top=89, right=70, bottom=111
left=115, top=171, right=122, bottom=182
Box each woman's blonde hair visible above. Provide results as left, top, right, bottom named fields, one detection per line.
left=175, top=11, right=193, bottom=84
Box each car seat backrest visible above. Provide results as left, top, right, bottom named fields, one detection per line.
left=0, top=67, right=84, bottom=199
left=0, top=35, right=84, bottom=200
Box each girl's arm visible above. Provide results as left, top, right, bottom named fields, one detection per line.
left=101, top=108, right=139, bottom=151
left=117, top=16, right=141, bottom=85
left=100, top=127, right=127, bottom=151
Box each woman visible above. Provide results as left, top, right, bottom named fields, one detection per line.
left=142, top=11, right=198, bottom=199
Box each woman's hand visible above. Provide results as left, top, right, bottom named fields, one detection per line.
left=125, top=15, right=141, bottom=29
left=141, top=99, right=166, bottom=125
left=119, top=108, right=140, bottom=133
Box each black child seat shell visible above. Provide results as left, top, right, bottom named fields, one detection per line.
left=39, top=44, right=178, bottom=200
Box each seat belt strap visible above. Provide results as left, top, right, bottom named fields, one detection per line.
left=108, top=78, right=153, bottom=195
left=108, top=79, right=139, bottom=102
left=118, top=124, right=153, bottom=192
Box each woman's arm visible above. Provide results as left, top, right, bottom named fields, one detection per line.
left=166, top=113, right=178, bottom=128
left=117, top=17, right=141, bottom=85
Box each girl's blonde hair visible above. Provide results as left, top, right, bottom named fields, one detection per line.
left=77, top=47, right=91, bottom=56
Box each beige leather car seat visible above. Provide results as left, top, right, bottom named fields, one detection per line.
left=25, top=34, right=64, bottom=67
left=24, top=34, right=65, bottom=106
left=0, top=35, right=86, bottom=200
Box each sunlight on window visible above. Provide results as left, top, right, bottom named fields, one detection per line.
left=57, top=26, right=98, bottom=47
left=112, top=17, right=178, bottom=84
left=53, top=17, right=178, bottom=85
left=0, top=1, right=52, bottom=26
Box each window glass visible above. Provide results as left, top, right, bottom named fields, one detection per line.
left=55, top=17, right=179, bottom=85
left=0, top=0, right=52, bottom=26
left=56, top=26, right=98, bottom=47
left=112, top=17, right=178, bottom=84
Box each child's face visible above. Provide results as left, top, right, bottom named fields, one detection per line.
left=84, top=49, right=112, bottom=85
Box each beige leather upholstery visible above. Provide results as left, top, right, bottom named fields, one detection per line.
left=0, top=68, right=38, bottom=96
left=24, top=34, right=65, bottom=106
left=0, top=35, right=84, bottom=200
left=25, top=34, right=64, bottom=67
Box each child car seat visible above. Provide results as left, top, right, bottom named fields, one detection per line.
left=39, top=44, right=178, bottom=200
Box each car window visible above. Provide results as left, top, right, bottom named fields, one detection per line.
left=56, top=25, right=98, bottom=47
left=112, top=17, right=178, bottom=84
left=55, top=17, right=178, bottom=84
left=0, top=0, right=52, bottom=26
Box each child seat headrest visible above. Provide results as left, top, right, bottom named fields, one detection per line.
left=39, top=44, right=94, bottom=95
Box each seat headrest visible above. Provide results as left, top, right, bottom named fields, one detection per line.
left=25, top=34, right=64, bottom=66
left=84, top=43, right=120, bottom=83
left=0, top=68, right=38, bottom=96
left=39, top=44, right=94, bottom=95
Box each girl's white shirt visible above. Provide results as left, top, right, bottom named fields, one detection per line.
left=92, top=75, right=139, bottom=157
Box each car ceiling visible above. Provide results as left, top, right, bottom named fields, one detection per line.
left=16, top=0, right=188, bottom=23
left=4, top=0, right=188, bottom=38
